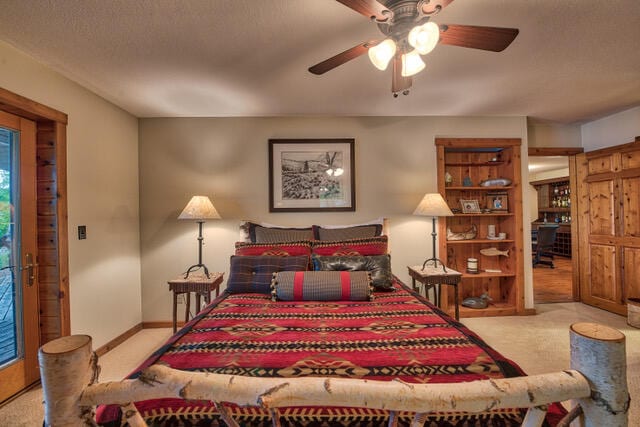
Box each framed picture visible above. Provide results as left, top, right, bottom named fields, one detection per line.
left=487, top=193, right=508, bottom=211
left=460, top=199, right=481, bottom=214
left=269, top=139, right=355, bottom=212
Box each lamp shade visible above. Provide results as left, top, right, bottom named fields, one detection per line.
left=368, top=39, right=396, bottom=71
left=408, top=21, right=440, bottom=55
left=401, top=49, right=426, bottom=77
left=178, top=196, right=221, bottom=220
left=413, top=193, right=453, bottom=217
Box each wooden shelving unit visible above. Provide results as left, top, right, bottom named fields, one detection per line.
left=530, top=176, right=572, bottom=258
left=436, top=138, right=524, bottom=318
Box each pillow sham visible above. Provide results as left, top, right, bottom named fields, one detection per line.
left=311, top=235, right=388, bottom=256
left=312, top=254, right=393, bottom=291
left=312, top=224, right=383, bottom=241
left=226, top=255, right=309, bottom=294
left=239, top=221, right=314, bottom=243
left=234, top=241, right=312, bottom=257
left=271, top=271, right=372, bottom=301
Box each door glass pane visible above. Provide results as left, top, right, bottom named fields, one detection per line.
left=0, top=127, right=21, bottom=367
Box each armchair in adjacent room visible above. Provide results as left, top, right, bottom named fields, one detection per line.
left=532, top=224, right=559, bottom=268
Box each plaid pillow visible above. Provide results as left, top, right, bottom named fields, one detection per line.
left=312, top=254, right=393, bottom=291
left=227, top=255, right=309, bottom=294
left=311, top=235, right=388, bottom=256
left=234, top=241, right=312, bottom=257
left=272, top=271, right=372, bottom=301
left=313, top=224, right=383, bottom=241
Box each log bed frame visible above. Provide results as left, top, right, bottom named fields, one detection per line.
left=38, top=322, right=629, bottom=427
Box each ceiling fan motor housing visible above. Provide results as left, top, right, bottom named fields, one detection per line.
left=378, top=1, right=422, bottom=37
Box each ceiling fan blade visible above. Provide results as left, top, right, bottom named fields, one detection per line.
left=420, top=0, right=455, bottom=15
left=391, top=55, right=412, bottom=95
left=439, top=24, right=519, bottom=52
left=335, top=0, right=392, bottom=22
left=309, top=40, right=380, bottom=75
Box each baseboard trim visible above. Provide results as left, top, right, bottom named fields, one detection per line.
left=142, top=321, right=185, bottom=329
left=95, top=322, right=143, bottom=357
left=523, top=308, right=537, bottom=316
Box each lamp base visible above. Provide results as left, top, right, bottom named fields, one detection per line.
left=184, top=263, right=210, bottom=279
left=422, top=257, right=448, bottom=273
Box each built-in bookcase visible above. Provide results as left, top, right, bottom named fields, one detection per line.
left=436, top=138, right=525, bottom=317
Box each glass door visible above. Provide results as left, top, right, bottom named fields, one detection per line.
left=0, top=110, right=38, bottom=402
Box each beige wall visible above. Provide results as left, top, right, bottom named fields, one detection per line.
left=581, top=106, right=640, bottom=151
left=0, top=41, right=141, bottom=348
left=139, top=116, right=532, bottom=321
left=527, top=121, right=581, bottom=148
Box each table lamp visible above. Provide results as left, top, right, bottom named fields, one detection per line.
left=413, top=193, right=454, bottom=271
left=178, top=195, right=221, bottom=278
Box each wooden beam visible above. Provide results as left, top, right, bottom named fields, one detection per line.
left=0, top=87, right=67, bottom=124
left=528, top=147, right=583, bottom=156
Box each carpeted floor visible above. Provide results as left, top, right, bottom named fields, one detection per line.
left=0, top=303, right=637, bottom=426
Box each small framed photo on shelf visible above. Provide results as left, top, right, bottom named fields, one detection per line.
left=487, top=192, right=508, bottom=211
left=460, top=199, right=481, bottom=214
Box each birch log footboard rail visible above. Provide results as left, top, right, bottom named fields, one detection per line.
left=38, top=323, right=630, bottom=427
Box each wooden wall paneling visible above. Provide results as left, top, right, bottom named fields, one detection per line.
left=588, top=245, right=619, bottom=303
left=622, top=176, right=640, bottom=236
left=624, top=247, right=640, bottom=300
left=569, top=156, right=580, bottom=300
left=577, top=140, right=640, bottom=316
left=36, top=122, right=60, bottom=345
left=577, top=153, right=592, bottom=310
left=621, top=148, right=640, bottom=170
left=587, top=180, right=615, bottom=236
left=587, top=155, right=615, bottom=174
left=54, top=122, right=70, bottom=336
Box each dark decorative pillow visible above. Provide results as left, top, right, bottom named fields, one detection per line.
left=312, top=224, right=383, bottom=241
left=248, top=223, right=314, bottom=243
left=312, top=254, right=393, bottom=291
left=272, top=271, right=372, bottom=301
left=226, top=255, right=309, bottom=294
left=311, top=235, right=388, bottom=256
left=235, top=241, right=312, bottom=257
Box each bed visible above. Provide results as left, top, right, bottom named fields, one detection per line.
left=38, top=221, right=629, bottom=426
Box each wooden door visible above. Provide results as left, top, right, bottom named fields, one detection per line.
left=0, top=110, right=39, bottom=402
left=577, top=139, right=640, bottom=315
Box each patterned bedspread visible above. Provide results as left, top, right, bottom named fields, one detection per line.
left=97, top=279, right=563, bottom=426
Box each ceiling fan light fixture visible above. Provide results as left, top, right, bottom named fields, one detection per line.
left=368, top=39, right=396, bottom=70
left=408, top=21, right=440, bottom=55
left=401, top=50, right=425, bottom=77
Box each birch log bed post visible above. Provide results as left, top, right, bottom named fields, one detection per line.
left=38, top=323, right=629, bottom=427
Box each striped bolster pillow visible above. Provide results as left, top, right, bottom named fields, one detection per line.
left=272, top=271, right=373, bottom=301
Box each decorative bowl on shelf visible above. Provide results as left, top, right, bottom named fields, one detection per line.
left=480, top=178, right=512, bottom=187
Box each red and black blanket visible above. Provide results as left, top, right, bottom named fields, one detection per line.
left=97, top=280, right=563, bottom=426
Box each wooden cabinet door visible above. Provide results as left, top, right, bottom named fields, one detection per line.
left=577, top=142, right=640, bottom=315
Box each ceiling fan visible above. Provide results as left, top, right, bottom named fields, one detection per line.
left=308, top=0, right=519, bottom=97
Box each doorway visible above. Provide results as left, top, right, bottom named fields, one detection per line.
left=0, top=110, right=39, bottom=402
left=528, top=149, right=581, bottom=304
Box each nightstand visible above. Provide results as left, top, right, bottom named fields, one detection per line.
left=408, top=265, right=462, bottom=320
left=167, top=272, right=224, bottom=332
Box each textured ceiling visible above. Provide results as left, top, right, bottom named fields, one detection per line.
left=1, top=0, right=639, bottom=123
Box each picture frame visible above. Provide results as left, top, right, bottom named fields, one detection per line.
left=269, top=139, right=355, bottom=212
left=460, top=199, right=481, bottom=214
left=487, top=192, right=509, bottom=212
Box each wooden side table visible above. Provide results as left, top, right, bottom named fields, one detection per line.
left=168, top=272, right=224, bottom=332
left=407, top=265, right=462, bottom=320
